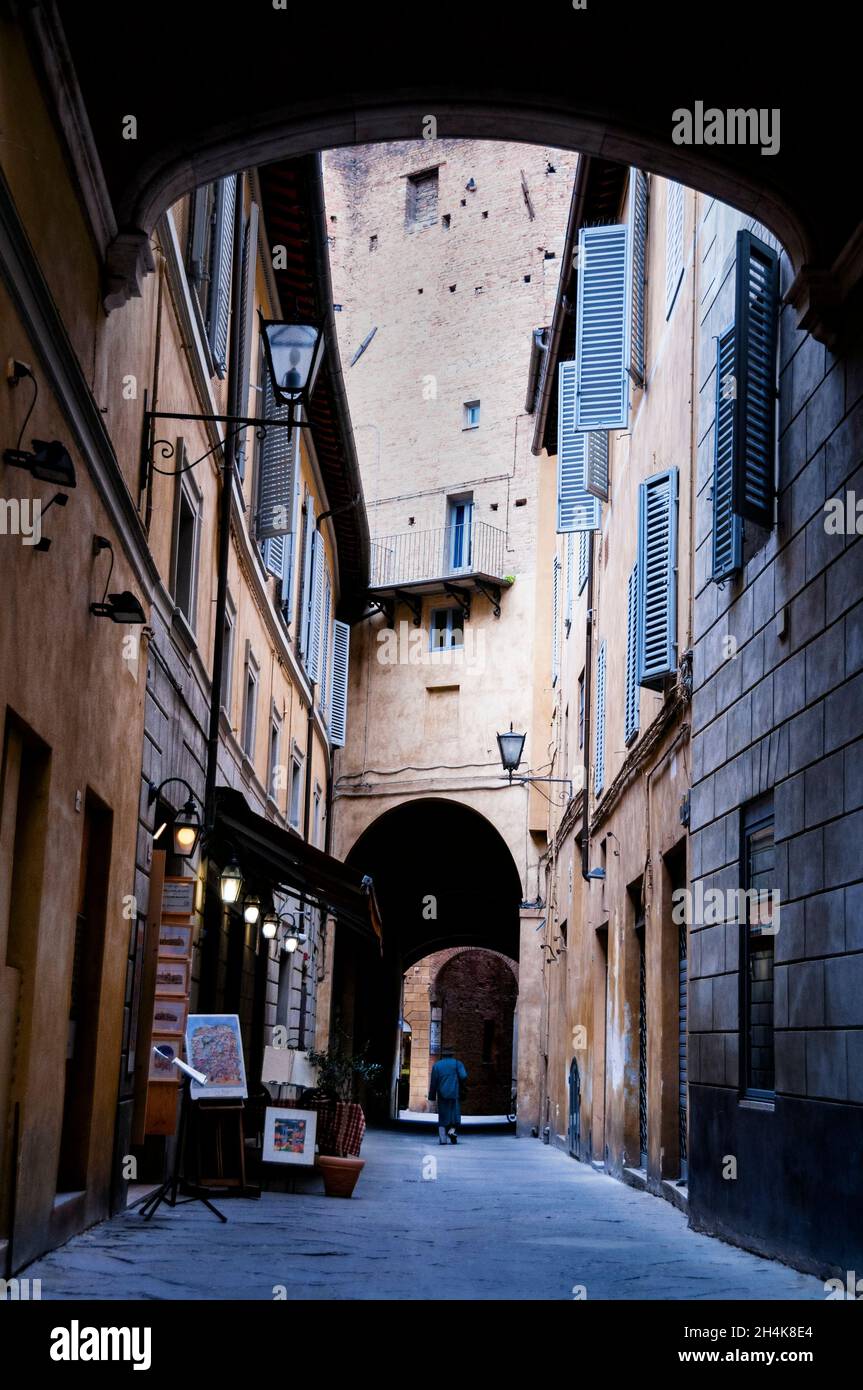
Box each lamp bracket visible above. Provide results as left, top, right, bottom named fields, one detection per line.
left=140, top=407, right=308, bottom=485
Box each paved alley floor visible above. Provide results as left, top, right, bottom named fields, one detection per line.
left=24, top=1128, right=824, bottom=1300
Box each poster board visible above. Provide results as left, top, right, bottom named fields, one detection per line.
left=185, top=1013, right=247, bottom=1100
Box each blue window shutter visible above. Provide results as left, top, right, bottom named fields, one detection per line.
left=711, top=324, right=743, bottom=580
left=578, top=529, right=589, bottom=593
left=564, top=534, right=574, bottom=632
left=255, top=374, right=295, bottom=540
left=636, top=468, right=678, bottom=690
left=574, top=224, right=631, bottom=431
left=208, top=175, right=237, bottom=377
left=299, top=495, right=316, bottom=659
left=629, top=168, right=648, bottom=386
left=552, top=555, right=560, bottom=685
left=585, top=431, right=609, bottom=502
left=235, top=200, right=259, bottom=480
left=665, top=181, right=684, bottom=319
left=732, top=230, right=779, bottom=530
left=557, top=361, right=601, bottom=532
left=624, top=563, right=640, bottom=745
left=329, top=619, right=350, bottom=748
left=594, top=639, right=607, bottom=796
left=262, top=533, right=285, bottom=580
left=320, top=573, right=332, bottom=715
left=307, top=531, right=325, bottom=684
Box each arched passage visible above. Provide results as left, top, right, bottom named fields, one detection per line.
left=329, top=799, right=523, bottom=1117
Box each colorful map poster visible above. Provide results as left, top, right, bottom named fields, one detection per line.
left=185, top=1013, right=247, bottom=1100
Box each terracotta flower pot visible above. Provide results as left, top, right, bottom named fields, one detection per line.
left=316, top=1154, right=365, bottom=1198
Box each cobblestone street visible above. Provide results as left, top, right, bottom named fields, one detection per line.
left=24, top=1129, right=823, bottom=1301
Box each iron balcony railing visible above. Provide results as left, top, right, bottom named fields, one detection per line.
left=369, top=520, right=506, bottom=589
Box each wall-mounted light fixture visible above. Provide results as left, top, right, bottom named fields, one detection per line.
left=147, top=777, right=202, bottom=859
left=243, top=895, right=261, bottom=925
left=219, top=856, right=243, bottom=905
left=496, top=724, right=573, bottom=798
left=4, top=359, right=77, bottom=487
left=90, top=536, right=146, bottom=624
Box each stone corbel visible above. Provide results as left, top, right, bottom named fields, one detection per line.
left=103, top=230, right=156, bottom=312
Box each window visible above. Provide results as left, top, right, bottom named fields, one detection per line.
left=430, top=608, right=464, bottom=651
left=578, top=670, right=585, bottom=749
left=406, top=168, right=439, bottom=228
left=564, top=534, right=574, bottom=633
left=447, top=496, right=474, bottom=572
left=594, top=640, right=607, bottom=795
left=297, top=493, right=315, bottom=653
left=220, top=596, right=236, bottom=711
left=313, top=784, right=322, bottom=847
left=319, top=573, right=332, bottom=715
left=741, top=797, right=776, bottom=1097
left=665, top=180, right=685, bottom=319
left=172, top=468, right=201, bottom=633
left=289, top=752, right=304, bottom=830
left=242, top=645, right=259, bottom=759
left=463, top=400, right=480, bottom=429
left=636, top=468, right=678, bottom=690
left=268, top=709, right=282, bottom=803
left=552, top=555, right=560, bottom=686
left=624, top=563, right=639, bottom=745
left=256, top=364, right=298, bottom=619
left=187, top=176, right=237, bottom=377
left=578, top=529, right=589, bottom=593
left=306, top=532, right=325, bottom=683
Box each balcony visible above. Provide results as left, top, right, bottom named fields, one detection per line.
left=368, top=521, right=509, bottom=618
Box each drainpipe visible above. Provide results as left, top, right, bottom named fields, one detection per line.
left=581, top=532, right=596, bottom=881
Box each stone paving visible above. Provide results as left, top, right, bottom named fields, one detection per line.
left=23, top=1127, right=825, bottom=1300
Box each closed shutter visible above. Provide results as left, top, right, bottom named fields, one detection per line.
left=320, top=573, right=332, bottom=715
left=574, top=223, right=631, bottom=431
left=564, top=534, right=574, bottom=632
left=557, top=361, right=601, bottom=532
left=552, top=555, right=560, bottom=686
left=665, top=181, right=684, bottom=319
left=235, top=200, right=259, bottom=480
left=636, top=468, right=679, bottom=690
left=208, top=174, right=237, bottom=376
left=731, top=230, right=779, bottom=530
left=594, top=639, right=607, bottom=796
left=585, top=431, right=609, bottom=502
left=578, top=529, right=589, bottom=593
left=255, top=374, right=295, bottom=540
left=711, top=324, right=743, bottom=580
left=624, top=562, right=640, bottom=744
left=299, top=495, right=315, bottom=659
left=629, top=168, right=648, bottom=385
left=307, top=532, right=325, bottom=684
left=329, top=619, right=350, bottom=748
left=188, top=185, right=211, bottom=295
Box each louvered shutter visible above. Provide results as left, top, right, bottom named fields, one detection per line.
left=594, top=639, right=607, bottom=796
left=574, top=224, right=631, bottom=431
left=585, top=431, right=609, bottom=501
left=329, top=619, right=350, bottom=748
left=299, top=495, right=315, bottom=658
left=235, top=201, right=259, bottom=479
left=636, top=468, right=679, bottom=690
left=629, top=168, right=648, bottom=385
left=307, top=532, right=325, bottom=683
left=665, top=181, right=684, bottom=319
left=557, top=361, right=601, bottom=532
left=320, top=573, right=332, bottom=715
left=711, top=324, right=743, bottom=580
left=255, top=374, right=294, bottom=540
left=188, top=185, right=210, bottom=293
left=208, top=175, right=237, bottom=376
left=564, top=534, right=574, bottom=632
left=552, top=555, right=560, bottom=686
left=578, top=529, right=589, bottom=594
left=731, top=230, right=779, bottom=530
left=262, top=533, right=285, bottom=580
left=624, top=563, right=640, bottom=745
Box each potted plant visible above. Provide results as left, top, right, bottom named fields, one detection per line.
left=304, top=1042, right=384, bottom=1198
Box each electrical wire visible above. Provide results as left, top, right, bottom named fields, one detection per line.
left=14, top=373, right=38, bottom=454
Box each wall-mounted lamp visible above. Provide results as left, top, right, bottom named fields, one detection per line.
left=496, top=724, right=573, bottom=797
left=243, top=895, right=261, bottom=925
left=219, top=857, right=243, bottom=905
left=4, top=360, right=77, bottom=487
left=90, top=536, right=146, bottom=624
left=146, top=777, right=202, bottom=858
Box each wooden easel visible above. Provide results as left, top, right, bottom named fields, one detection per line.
left=193, top=1099, right=247, bottom=1190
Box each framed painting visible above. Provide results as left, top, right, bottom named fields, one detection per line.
left=158, top=923, right=193, bottom=959
left=262, top=1107, right=317, bottom=1166
left=185, top=1013, right=247, bottom=1100
left=154, top=959, right=189, bottom=997
left=152, top=997, right=187, bottom=1036
left=149, top=1036, right=181, bottom=1083
left=161, top=876, right=196, bottom=918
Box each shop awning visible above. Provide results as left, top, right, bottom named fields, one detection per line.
left=211, top=788, right=381, bottom=946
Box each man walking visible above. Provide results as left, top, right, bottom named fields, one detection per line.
left=428, top=1045, right=467, bottom=1144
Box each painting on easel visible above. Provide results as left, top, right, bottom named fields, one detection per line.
left=185, top=1013, right=247, bottom=1100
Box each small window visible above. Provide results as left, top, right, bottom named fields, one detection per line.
left=430, top=608, right=464, bottom=651
left=220, top=597, right=236, bottom=711
left=172, top=477, right=200, bottom=632
left=268, top=711, right=282, bottom=802
left=406, top=168, right=439, bottom=229
left=289, top=753, right=304, bottom=830
left=463, top=400, right=480, bottom=429
left=741, top=797, right=776, bottom=1097
left=242, top=647, right=259, bottom=759
left=578, top=670, right=585, bottom=749
left=313, top=783, right=322, bottom=847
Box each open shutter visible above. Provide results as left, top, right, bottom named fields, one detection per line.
left=557, top=361, right=601, bottom=532
left=574, top=223, right=631, bottom=431
left=594, top=639, right=607, bottom=795
left=711, top=324, right=743, bottom=580
left=637, top=468, right=678, bottom=690
left=307, top=532, right=325, bottom=684
left=552, top=555, right=560, bottom=686
left=208, top=175, right=237, bottom=376
left=329, top=620, right=350, bottom=748
left=564, top=534, right=574, bottom=632
left=255, top=374, right=294, bottom=540
left=188, top=185, right=211, bottom=294
left=665, top=181, right=684, bottom=319
left=624, top=563, right=640, bottom=744
left=585, top=431, right=609, bottom=501
left=235, top=201, right=259, bottom=479
left=629, top=168, right=648, bottom=385
left=319, top=573, right=332, bottom=715
left=578, top=529, right=589, bottom=593
left=732, top=230, right=779, bottom=530
left=298, top=495, right=315, bottom=658
left=262, top=534, right=285, bottom=580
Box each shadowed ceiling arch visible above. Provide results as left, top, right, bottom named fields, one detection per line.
left=345, top=799, right=523, bottom=968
